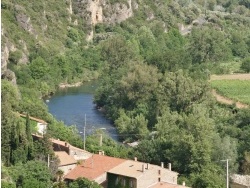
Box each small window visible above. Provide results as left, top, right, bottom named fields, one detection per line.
left=115, top=176, right=120, bottom=185
left=158, top=177, right=161, bottom=182
left=129, top=180, right=133, bottom=188
left=123, top=179, right=126, bottom=186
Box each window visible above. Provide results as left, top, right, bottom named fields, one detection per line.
left=123, top=179, right=126, bottom=186
left=129, top=180, right=133, bottom=188
left=158, top=177, right=161, bottom=182
left=115, top=176, right=120, bottom=185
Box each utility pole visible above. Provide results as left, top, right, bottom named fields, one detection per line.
left=99, top=134, right=102, bottom=147
left=84, top=114, right=86, bottom=150
left=48, top=154, right=50, bottom=168
left=221, top=159, right=230, bottom=188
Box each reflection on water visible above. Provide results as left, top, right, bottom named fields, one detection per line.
left=45, top=81, right=118, bottom=141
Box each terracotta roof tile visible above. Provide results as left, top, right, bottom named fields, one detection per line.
left=64, top=154, right=126, bottom=181
left=55, top=151, right=77, bottom=166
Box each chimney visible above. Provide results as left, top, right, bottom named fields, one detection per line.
left=161, top=162, right=164, bottom=168
left=168, top=163, right=171, bottom=171
left=142, top=164, right=145, bottom=172
left=102, top=151, right=105, bottom=155
left=134, top=157, right=137, bottom=161
left=65, top=142, right=68, bottom=147
left=146, top=163, right=149, bottom=169
left=182, top=181, right=186, bottom=186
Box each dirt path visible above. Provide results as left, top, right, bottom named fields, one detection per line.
left=210, top=74, right=250, bottom=109
left=212, top=89, right=249, bottom=108
left=210, top=74, right=250, bottom=80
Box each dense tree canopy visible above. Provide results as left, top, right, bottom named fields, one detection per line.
left=2, top=0, right=250, bottom=187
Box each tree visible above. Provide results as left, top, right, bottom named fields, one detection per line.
left=68, top=177, right=101, bottom=188
left=157, top=70, right=211, bottom=113
left=1, top=80, right=20, bottom=166
left=241, top=57, right=250, bottom=73
left=25, top=114, right=34, bottom=160
left=9, top=160, right=53, bottom=188
left=240, top=151, right=250, bottom=174
left=188, top=27, right=232, bottom=63
left=100, top=35, right=136, bottom=72
left=29, top=56, right=49, bottom=80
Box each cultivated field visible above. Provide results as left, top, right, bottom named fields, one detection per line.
left=210, top=74, right=250, bottom=108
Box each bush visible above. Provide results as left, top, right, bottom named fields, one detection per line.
left=241, top=57, right=250, bottom=72
left=9, top=50, right=22, bottom=64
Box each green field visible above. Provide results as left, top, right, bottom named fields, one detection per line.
left=211, top=80, right=250, bottom=105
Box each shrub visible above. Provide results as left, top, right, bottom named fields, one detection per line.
left=241, top=57, right=250, bottom=73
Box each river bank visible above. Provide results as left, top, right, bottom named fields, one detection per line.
left=45, top=81, right=119, bottom=141
left=58, top=82, right=83, bottom=88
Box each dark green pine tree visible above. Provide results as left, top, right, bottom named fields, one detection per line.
left=25, top=114, right=34, bottom=160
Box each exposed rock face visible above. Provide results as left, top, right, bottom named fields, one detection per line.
left=102, top=0, right=133, bottom=24
left=1, top=45, right=9, bottom=72
left=1, top=69, right=17, bottom=84
left=74, top=0, right=134, bottom=41
left=15, top=5, right=37, bottom=38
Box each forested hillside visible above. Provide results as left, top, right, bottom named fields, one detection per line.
left=1, top=0, right=250, bottom=187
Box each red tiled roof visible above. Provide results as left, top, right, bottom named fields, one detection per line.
left=149, top=182, right=190, bottom=188
left=64, top=154, right=126, bottom=181
left=55, top=151, right=77, bottom=166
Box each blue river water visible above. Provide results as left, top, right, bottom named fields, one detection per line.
left=44, top=81, right=119, bottom=141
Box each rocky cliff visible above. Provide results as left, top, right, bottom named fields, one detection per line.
left=1, top=0, right=134, bottom=76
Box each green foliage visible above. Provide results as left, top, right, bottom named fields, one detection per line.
left=2, top=0, right=250, bottom=187
left=241, top=57, right=250, bottom=72
left=29, top=56, right=49, bottom=80
left=8, top=160, right=53, bottom=188
left=86, top=130, right=133, bottom=158
left=68, top=177, right=101, bottom=188
left=1, top=80, right=20, bottom=166
left=8, top=50, right=22, bottom=64
left=188, top=27, right=233, bottom=63
left=240, top=151, right=250, bottom=174
left=48, top=120, right=84, bottom=149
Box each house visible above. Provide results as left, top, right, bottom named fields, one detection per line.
left=51, top=138, right=93, bottom=160
left=55, top=151, right=77, bottom=176
left=64, top=153, right=188, bottom=188
left=19, top=113, right=48, bottom=135
left=231, top=174, right=250, bottom=188
left=64, top=152, right=126, bottom=187
left=32, top=134, right=92, bottom=161
left=107, top=159, right=178, bottom=188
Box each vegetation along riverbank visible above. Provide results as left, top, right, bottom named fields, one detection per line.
left=1, top=0, right=250, bottom=187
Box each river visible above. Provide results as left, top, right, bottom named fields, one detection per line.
left=44, top=81, right=119, bottom=141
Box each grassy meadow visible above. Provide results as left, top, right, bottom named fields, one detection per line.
left=211, top=79, right=250, bottom=105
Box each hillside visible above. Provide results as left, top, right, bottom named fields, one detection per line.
left=1, top=0, right=250, bottom=187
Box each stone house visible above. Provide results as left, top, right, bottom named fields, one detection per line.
left=64, top=152, right=126, bottom=187
left=107, top=160, right=178, bottom=188
left=32, top=134, right=92, bottom=161
left=19, top=113, right=47, bottom=135
left=55, top=151, right=77, bottom=176
left=64, top=153, right=189, bottom=188
left=51, top=138, right=92, bottom=161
